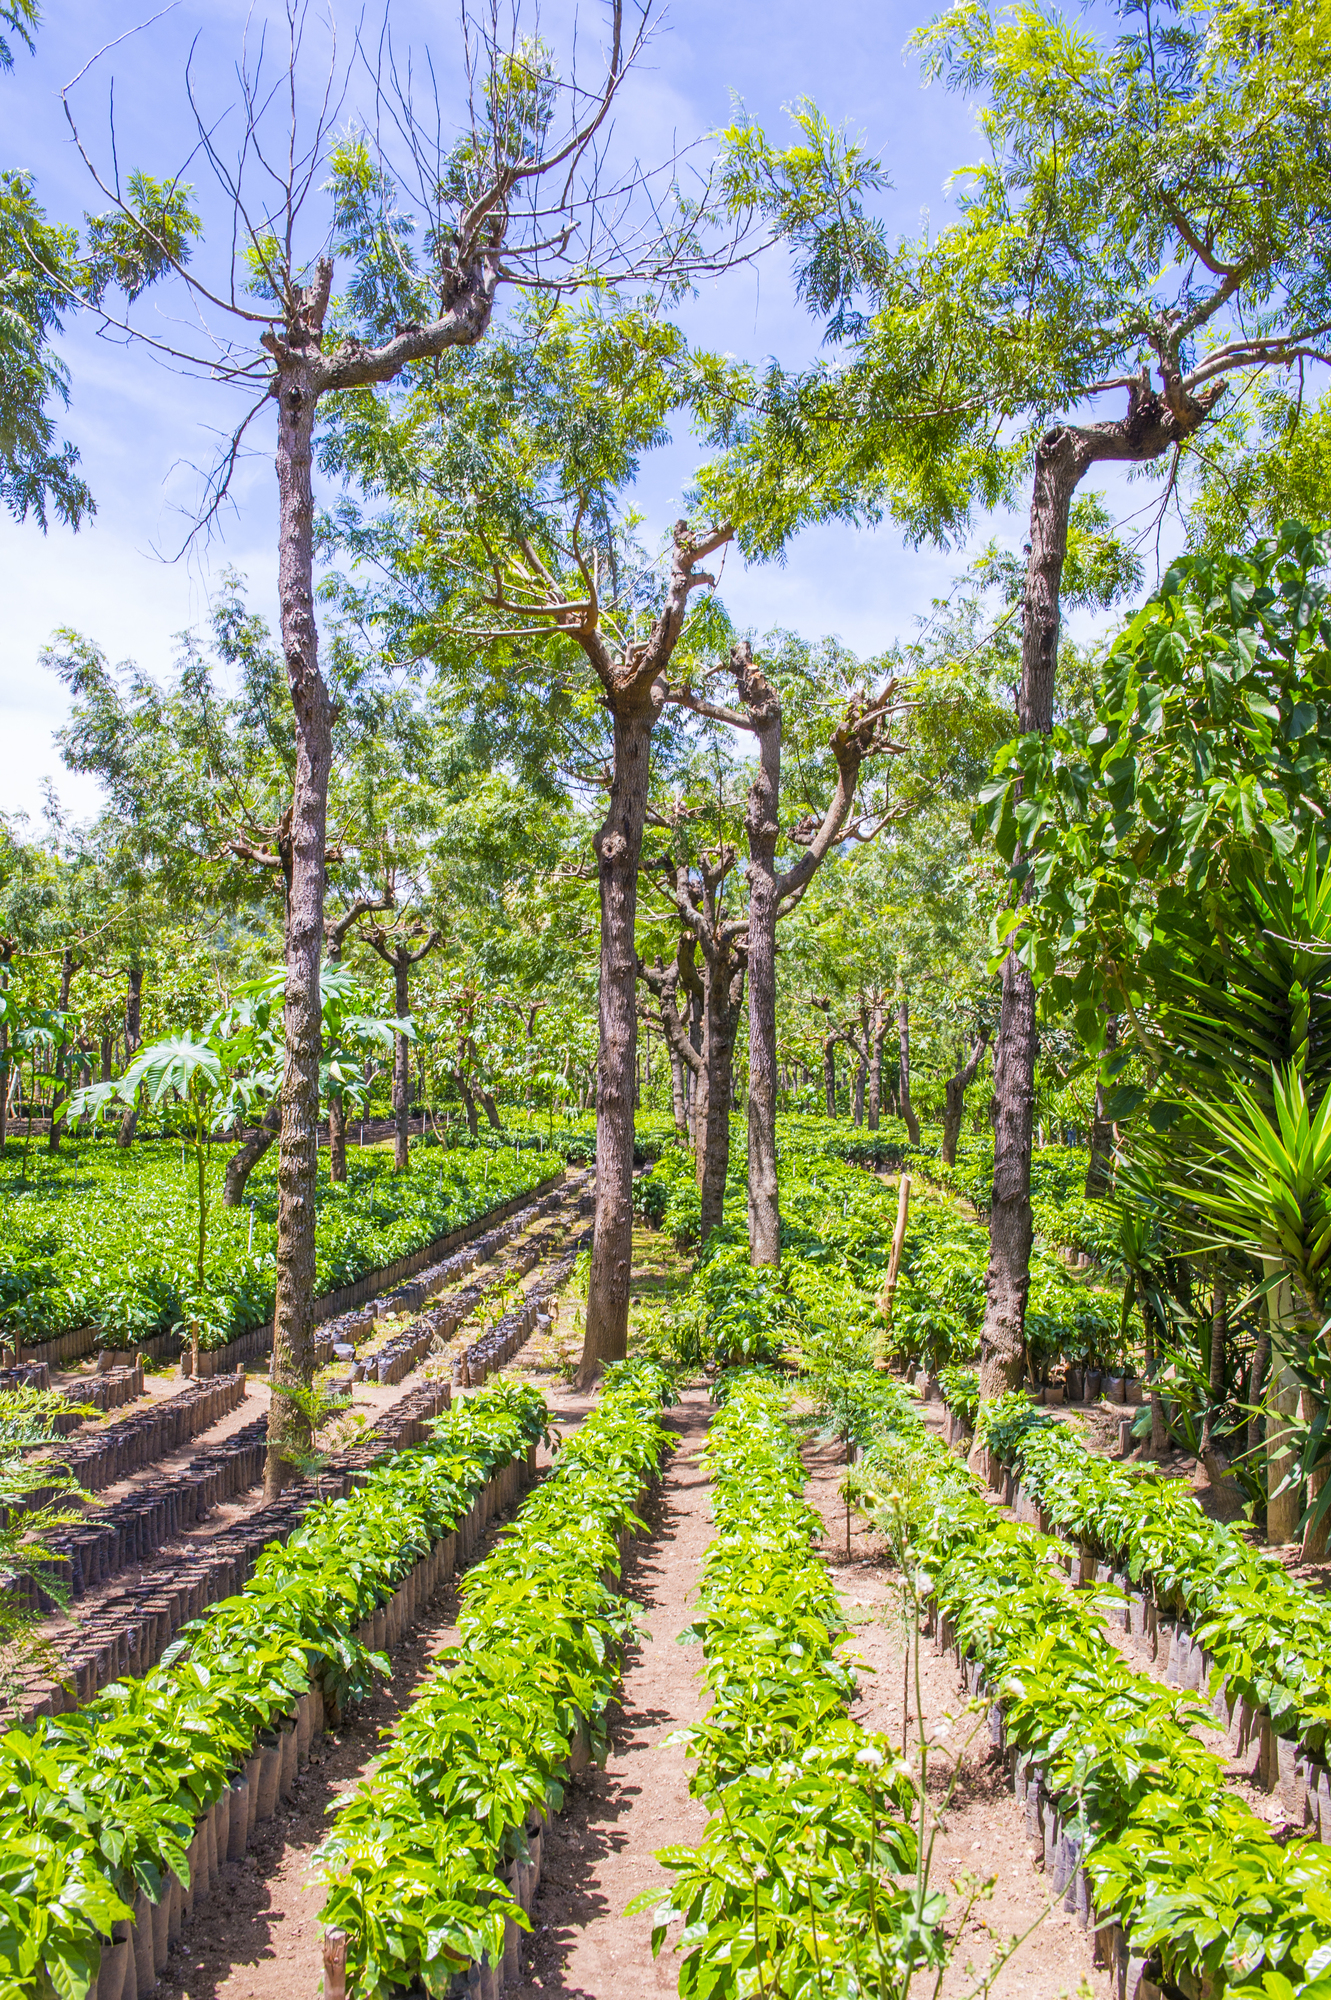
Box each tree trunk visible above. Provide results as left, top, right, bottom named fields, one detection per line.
left=224, top=1103, right=282, bottom=1207
left=49, top=948, right=76, bottom=1151
left=117, top=966, right=143, bottom=1149
left=896, top=991, right=921, bottom=1146
left=974, top=433, right=1082, bottom=1415
left=392, top=959, right=410, bottom=1172
left=581, top=697, right=660, bottom=1384
left=265, top=359, right=330, bottom=1502
left=1201, top=1268, right=1227, bottom=1457
left=479, top=1090, right=502, bottom=1130
left=668, top=1044, right=687, bottom=1136
left=853, top=1059, right=866, bottom=1126
left=698, top=959, right=744, bottom=1241
left=742, top=671, right=782, bottom=1264
left=456, top=1073, right=480, bottom=1138
left=941, top=1032, right=990, bottom=1168
left=1085, top=1013, right=1119, bottom=1197
left=867, top=1007, right=884, bottom=1133
left=823, top=1037, right=837, bottom=1117
left=328, top=1091, right=347, bottom=1182
left=1139, top=1281, right=1170, bottom=1456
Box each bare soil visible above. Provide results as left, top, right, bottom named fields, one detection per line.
left=800, top=1433, right=1104, bottom=2000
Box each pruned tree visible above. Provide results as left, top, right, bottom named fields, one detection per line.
left=364, top=917, right=441, bottom=1171
left=704, top=0, right=1331, bottom=1401
left=674, top=640, right=901, bottom=1262
left=941, top=1026, right=990, bottom=1168
left=58, top=0, right=766, bottom=1484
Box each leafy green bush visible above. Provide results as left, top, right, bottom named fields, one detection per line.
left=0, top=1381, right=549, bottom=2000
left=977, top=1396, right=1331, bottom=1763
left=814, top=1368, right=1331, bottom=2000
left=632, top=1373, right=945, bottom=1993
left=316, top=1361, right=676, bottom=1997
left=0, top=1139, right=552, bottom=1348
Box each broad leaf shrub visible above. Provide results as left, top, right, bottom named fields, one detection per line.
left=0, top=1139, right=551, bottom=1348
left=838, top=1375, right=1331, bottom=2000
left=0, top=1380, right=548, bottom=2000
left=316, top=1361, right=677, bottom=1997
left=644, top=1131, right=1115, bottom=1378
left=976, top=1393, right=1331, bottom=1765
left=631, top=1374, right=946, bottom=1997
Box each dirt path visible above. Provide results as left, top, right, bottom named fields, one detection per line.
left=511, top=1385, right=713, bottom=1998
left=801, top=1437, right=1104, bottom=2000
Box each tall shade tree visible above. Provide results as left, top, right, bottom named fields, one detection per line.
left=321, top=296, right=751, bottom=1378
left=706, top=0, right=1331, bottom=1400
left=673, top=640, right=899, bottom=1261
left=60, top=3, right=757, bottom=1486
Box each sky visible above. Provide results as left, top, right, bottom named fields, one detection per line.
left=2, top=0, right=1005, bottom=827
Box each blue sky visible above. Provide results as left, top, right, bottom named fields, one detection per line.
left=2, top=0, right=1004, bottom=826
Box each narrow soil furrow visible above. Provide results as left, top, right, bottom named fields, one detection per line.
left=14, top=1200, right=594, bottom=1723
left=511, top=1384, right=714, bottom=1999
left=801, top=1436, right=1105, bottom=2000
left=150, top=1377, right=711, bottom=2000
left=143, top=1444, right=549, bottom=2000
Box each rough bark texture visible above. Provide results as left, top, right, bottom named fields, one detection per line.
left=735, top=648, right=782, bottom=1265
left=327, top=1092, right=347, bottom=1182
left=896, top=991, right=921, bottom=1145
left=266, top=340, right=330, bottom=1501
left=868, top=1005, right=884, bottom=1132
left=941, top=1031, right=990, bottom=1167
left=976, top=431, right=1081, bottom=1406
left=1085, top=1014, right=1119, bottom=1197
left=223, top=1103, right=282, bottom=1207
left=697, top=950, right=745, bottom=1240
left=976, top=381, right=1225, bottom=1425
left=364, top=927, right=439, bottom=1176
left=585, top=698, right=660, bottom=1376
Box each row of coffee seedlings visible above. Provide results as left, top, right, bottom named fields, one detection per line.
left=316, top=1360, right=679, bottom=2000
left=972, top=1388, right=1331, bottom=1813
left=845, top=1377, right=1331, bottom=2000
left=629, top=1372, right=946, bottom=1997
left=0, top=1380, right=551, bottom=2000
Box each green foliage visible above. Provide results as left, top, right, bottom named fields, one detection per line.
left=317, top=1362, right=676, bottom=1998
left=631, top=1374, right=944, bottom=1996
left=850, top=1378, right=1331, bottom=1998
left=975, top=1399, right=1331, bottom=1764
left=980, top=524, right=1331, bottom=1048
left=0, top=1380, right=550, bottom=1999
left=0, top=1139, right=549, bottom=1348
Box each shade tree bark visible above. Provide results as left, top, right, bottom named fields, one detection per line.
left=642, top=840, right=748, bottom=1240
left=940, top=1027, right=991, bottom=1167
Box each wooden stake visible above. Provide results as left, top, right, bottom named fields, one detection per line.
left=322, top=1928, right=347, bottom=2000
